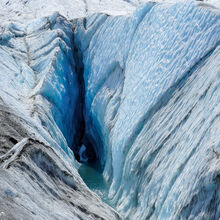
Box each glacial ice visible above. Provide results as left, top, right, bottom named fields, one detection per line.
left=79, top=144, right=88, bottom=162
left=0, top=0, right=220, bottom=219
left=0, top=11, right=121, bottom=220
left=75, top=1, right=220, bottom=219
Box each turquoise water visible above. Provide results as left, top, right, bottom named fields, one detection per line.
left=78, top=164, right=114, bottom=207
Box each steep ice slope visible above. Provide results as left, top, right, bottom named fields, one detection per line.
left=75, top=1, right=220, bottom=219
left=0, top=12, right=78, bottom=159
left=0, top=13, right=121, bottom=219
left=121, top=43, right=220, bottom=220
left=75, top=2, right=156, bottom=170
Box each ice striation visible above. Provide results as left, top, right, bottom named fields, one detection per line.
left=75, top=1, right=220, bottom=219
left=0, top=107, right=121, bottom=219
left=0, top=0, right=220, bottom=220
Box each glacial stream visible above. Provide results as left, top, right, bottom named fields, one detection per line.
left=78, top=164, right=114, bottom=208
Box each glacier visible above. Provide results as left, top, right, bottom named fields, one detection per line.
left=0, top=0, right=220, bottom=219
left=0, top=12, right=121, bottom=219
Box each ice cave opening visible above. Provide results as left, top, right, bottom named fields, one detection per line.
left=74, top=140, right=98, bottom=166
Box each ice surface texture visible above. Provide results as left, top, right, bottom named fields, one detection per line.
left=75, top=2, right=220, bottom=219
left=0, top=104, right=120, bottom=219
left=0, top=13, right=81, bottom=158
left=0, top=0, right=135, bottom=28
left=0, top=0, right=220, bottom=219
left=0, top=13, right=121, bottom=219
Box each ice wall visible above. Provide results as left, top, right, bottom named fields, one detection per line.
left=0, top=12, right=80, bottom=166
left=75, top=1, right=220, bottom=219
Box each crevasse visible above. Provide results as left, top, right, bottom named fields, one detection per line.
left=0, top=1, right=220, bottom=220
left=0, top=11, right=122, bottom=219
